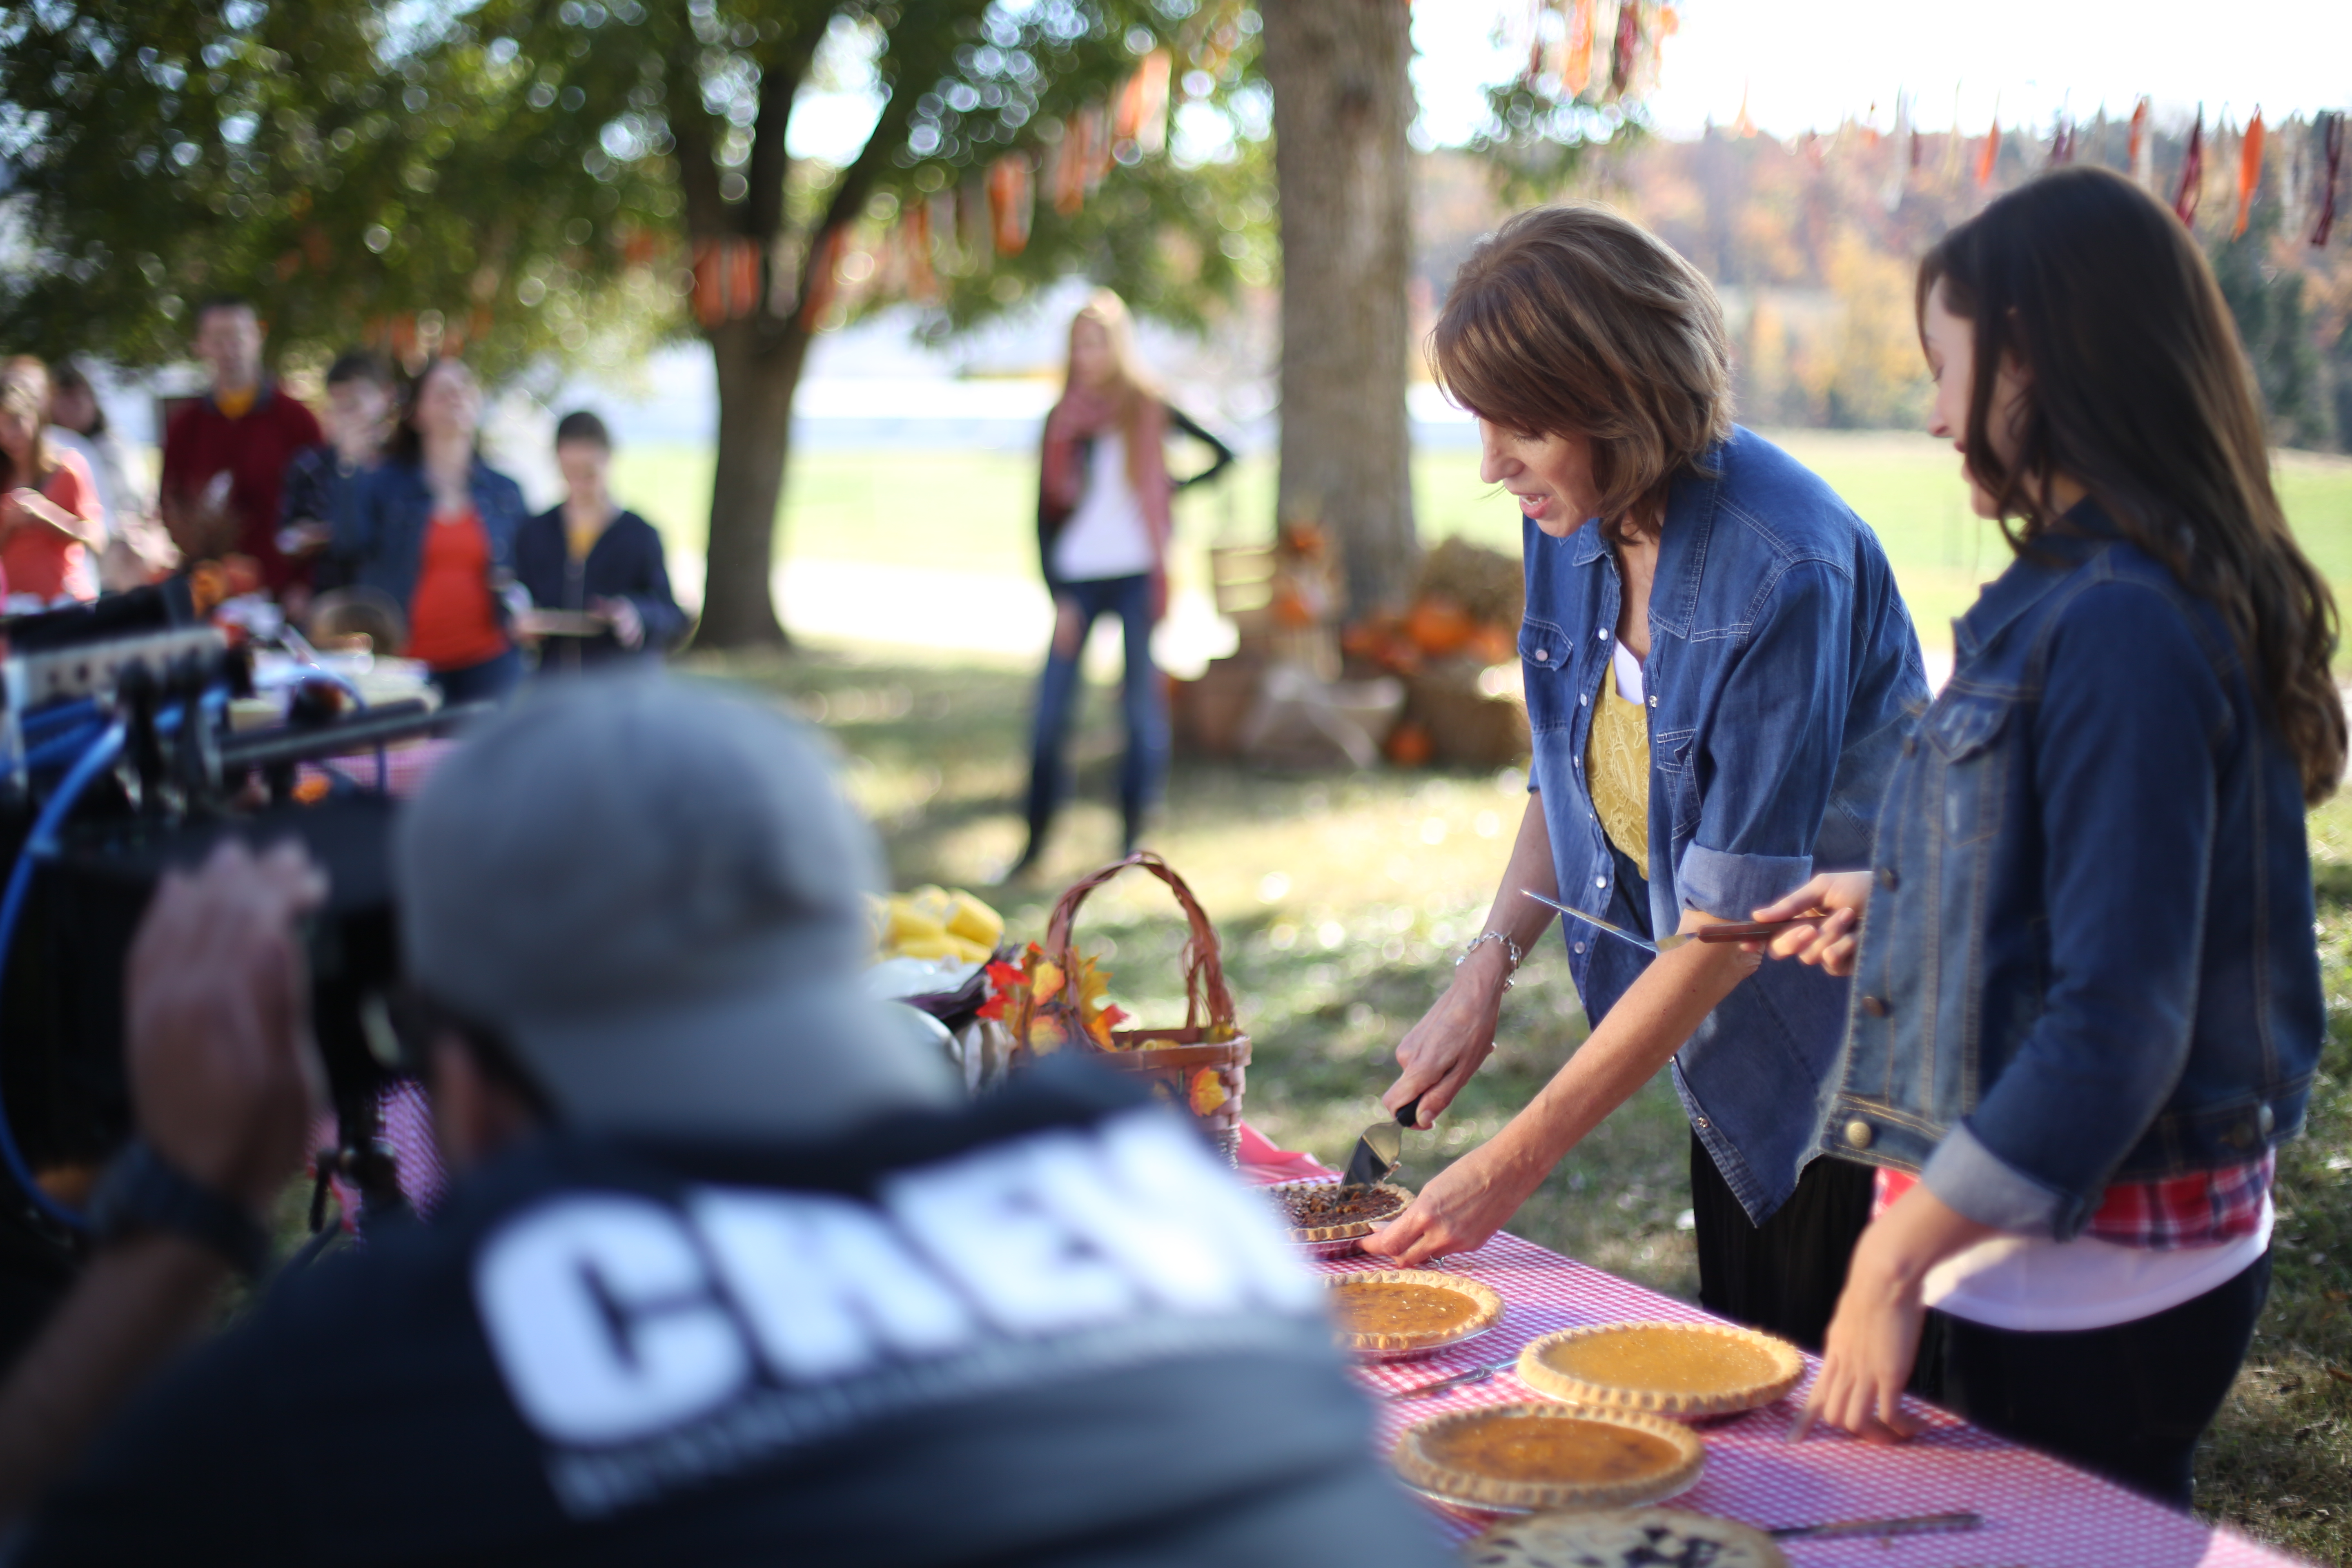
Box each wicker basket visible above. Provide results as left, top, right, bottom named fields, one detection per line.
left=1024, top=852, right=1251, bottom=1165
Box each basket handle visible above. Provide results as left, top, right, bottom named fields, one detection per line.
left=1040, top=851, right=1236, bottom=1038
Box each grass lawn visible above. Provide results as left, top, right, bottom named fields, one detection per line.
left=616, top=433, right=2352, bottom=666
left=686, top=639, right=2352, bottom=1564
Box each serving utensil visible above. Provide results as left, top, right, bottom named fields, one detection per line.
left=1519, top=888, right=1820, bottom=955
left=1764, top=1511, right=1983, bottom=1543
left=1343, top=1095, right=1421, bottom=1187
left=1382, top=1355, right=1520, bottom=1400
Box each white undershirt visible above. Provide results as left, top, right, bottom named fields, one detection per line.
left=1050, top=434, right=1156, bottom=582
left=1920, top=1192, right=2272, bottom=1333
left=1611, top=640, right=1644, bottom=702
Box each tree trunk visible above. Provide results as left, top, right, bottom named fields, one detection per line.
left=1262, top=0, right=1419, bottom=619
left=697, top=318, right=809, bottom=648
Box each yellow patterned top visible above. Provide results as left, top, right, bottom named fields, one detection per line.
left=1586, top=676, right=1650, bottom=867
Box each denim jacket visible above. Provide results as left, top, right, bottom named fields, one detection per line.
left=1524, top=428, right=1929, bottom=1222
left=1824, top=510, right=2322, bottom=1240
left=332, top=457, right=530, bottom=623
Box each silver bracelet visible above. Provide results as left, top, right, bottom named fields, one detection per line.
left=1457, top=930, right=1523, bottom=990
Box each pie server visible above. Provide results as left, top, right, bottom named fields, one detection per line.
left=1342, top=1096, right=1421, bottom=1187
left=1519, top=888, right=1819, bottom=955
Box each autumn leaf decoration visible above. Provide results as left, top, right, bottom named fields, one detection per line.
left=978, top=944, right=1130, bottom=1055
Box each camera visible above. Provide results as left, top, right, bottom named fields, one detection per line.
left=0, top=583, right=471, bottom=1317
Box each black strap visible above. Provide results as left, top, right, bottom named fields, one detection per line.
left=88, top=1140, right=271, bottom=1278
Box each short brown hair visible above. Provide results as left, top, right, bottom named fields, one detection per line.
left=1432, top=205, right=1732, bottom=530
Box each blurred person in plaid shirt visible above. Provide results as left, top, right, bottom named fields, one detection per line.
left=1757, top=168, right=2338, bottom=1508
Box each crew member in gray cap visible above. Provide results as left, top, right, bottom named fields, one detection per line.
left=0, top=675, right=1447, bottom=1568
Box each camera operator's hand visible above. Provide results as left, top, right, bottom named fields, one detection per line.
left=126, top=840, right=328, bottom=1212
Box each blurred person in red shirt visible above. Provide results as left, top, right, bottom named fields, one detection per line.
left=49, top=360, right=177, bottom=591
left=157, top=296, right=320, bottom=604
left=0, top=357, right=104, bottom=604
left=332, top=358, right=527, bottom=704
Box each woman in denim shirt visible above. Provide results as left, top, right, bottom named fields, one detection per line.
left=333, top=358, right=529, bottom=705
left=1760, top=169, right=2339, bottom=1505
left=1366, top=205, right=1930, bottom=1355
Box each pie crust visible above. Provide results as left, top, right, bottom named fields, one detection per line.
left=1463, top=1508, right=1788, bottom=1568
left=1391, top=1403, right=1705, bottom=1512
left=1324, top=1270, right=1503, bottom=1355
left=1516, top=1321, right=1804, bottom=1417
left=1262, top=1180, right=1412, bottom=1244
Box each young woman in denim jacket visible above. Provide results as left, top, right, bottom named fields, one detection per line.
left=1757, top=168, right=2340, bottom=1506
left=1365, top=205, right=1932, bottom=1355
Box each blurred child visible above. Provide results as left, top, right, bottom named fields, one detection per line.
left=512, top=411, right=686, bottom=672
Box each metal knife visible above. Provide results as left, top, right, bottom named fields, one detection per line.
left=1343, top=1096, right=1420, bottom=1187
left=1520, top=888, right=1822, bottom=954
left=1765, top=1511, right=1983, bottom=1543
left=1383, top=1356, right=1519, bottom=1400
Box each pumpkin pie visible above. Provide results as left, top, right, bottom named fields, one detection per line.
left=1263, top=1180, right=1410, bottom=1245
left=1516, top=1321, right=1804, bottom=1417
left=1391, top=1403, right=1704, bottom=1512
left=1464, top=1508, right=1787, bottom=1568
left=1325, top=1270, right=1503, bottom=1356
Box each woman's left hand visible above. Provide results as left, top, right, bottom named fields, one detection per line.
left=1789, top=1250, right=1929, bottom=1445
left=1791, top=1183, right=1996, bottom=1444
left=1359, top=1136, right=1539, bottom=1267
left=592, top=596, right=645, bottom=650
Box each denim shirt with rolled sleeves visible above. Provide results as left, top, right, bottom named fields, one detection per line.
left=1825, top=513, right=2323, bottom=1240
left=1522, top=428, right=1930, bottom=1224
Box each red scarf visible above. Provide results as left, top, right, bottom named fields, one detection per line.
left=1038, top=388, right=1172, bottom=615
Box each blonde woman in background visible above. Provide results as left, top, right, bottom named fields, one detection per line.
left=1009, top=290, right=1231, bottom=879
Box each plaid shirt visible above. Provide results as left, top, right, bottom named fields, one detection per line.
left=1875, top=1152, right=2274, bottom=1250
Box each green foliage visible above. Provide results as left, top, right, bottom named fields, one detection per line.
left=0, top=0, right=1276, bottom=380
left=2210, top=203, right=2337, bottom=452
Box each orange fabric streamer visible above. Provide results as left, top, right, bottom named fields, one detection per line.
left=1975, top=115, right=1999, bottom=187
left=2129, top=97, right=2153, bottom=188
left=691, top=240, right=720, bottom=328
left=2233, top=109, right=2265, bottom=238
left=987, top=155, right=1033, bottom=257
left=1561, top=0, right=1593, bottom=97
left=798, top=227, right=846, bottom=332
left=2174, top=109, right=2204, bottom=226
left=1114, top=50, right=1171, bottom=154
left=903, top=200, right=936, bottom=302
left=728, top=238, right=759, bottom=317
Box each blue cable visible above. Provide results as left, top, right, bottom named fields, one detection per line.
left=0, top=722, right=128, bottom=1232
left=20, top=699, right=99, bottom=744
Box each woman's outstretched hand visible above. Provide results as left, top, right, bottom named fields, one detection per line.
left=1747, top=871, right=1873, bottom=976
left=1382, top=944, right=1510, bottom=1127
left=1359, top=1135, right=1537, bottom=1266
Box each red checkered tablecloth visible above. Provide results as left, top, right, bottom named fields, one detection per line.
left=1315, top=1230, right=2304, bottom=1564
left=301, top=735, right=459, bottom=799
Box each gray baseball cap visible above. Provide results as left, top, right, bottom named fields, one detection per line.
left=393, top=673, right=956, bottom=1138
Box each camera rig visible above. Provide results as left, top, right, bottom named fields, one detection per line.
left=0, top=583, right=477, bottom=1261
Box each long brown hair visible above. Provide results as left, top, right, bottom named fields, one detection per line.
left=0, top=356, right=58, bottom=492
left=1431, top=204, right=1733, bottom=537
left=1920, top=166, right=2344, bottom=803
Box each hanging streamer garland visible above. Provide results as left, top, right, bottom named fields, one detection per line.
left=1610, top=0, right=1639, bottom=94
left=2129, top=96, right=2154, bottom=188
left=2175, top=107, right=2205, bottom=225
left=2234, top=109, right=2266, bottom=238
left=1975, top=110, right=2000, bottom=187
